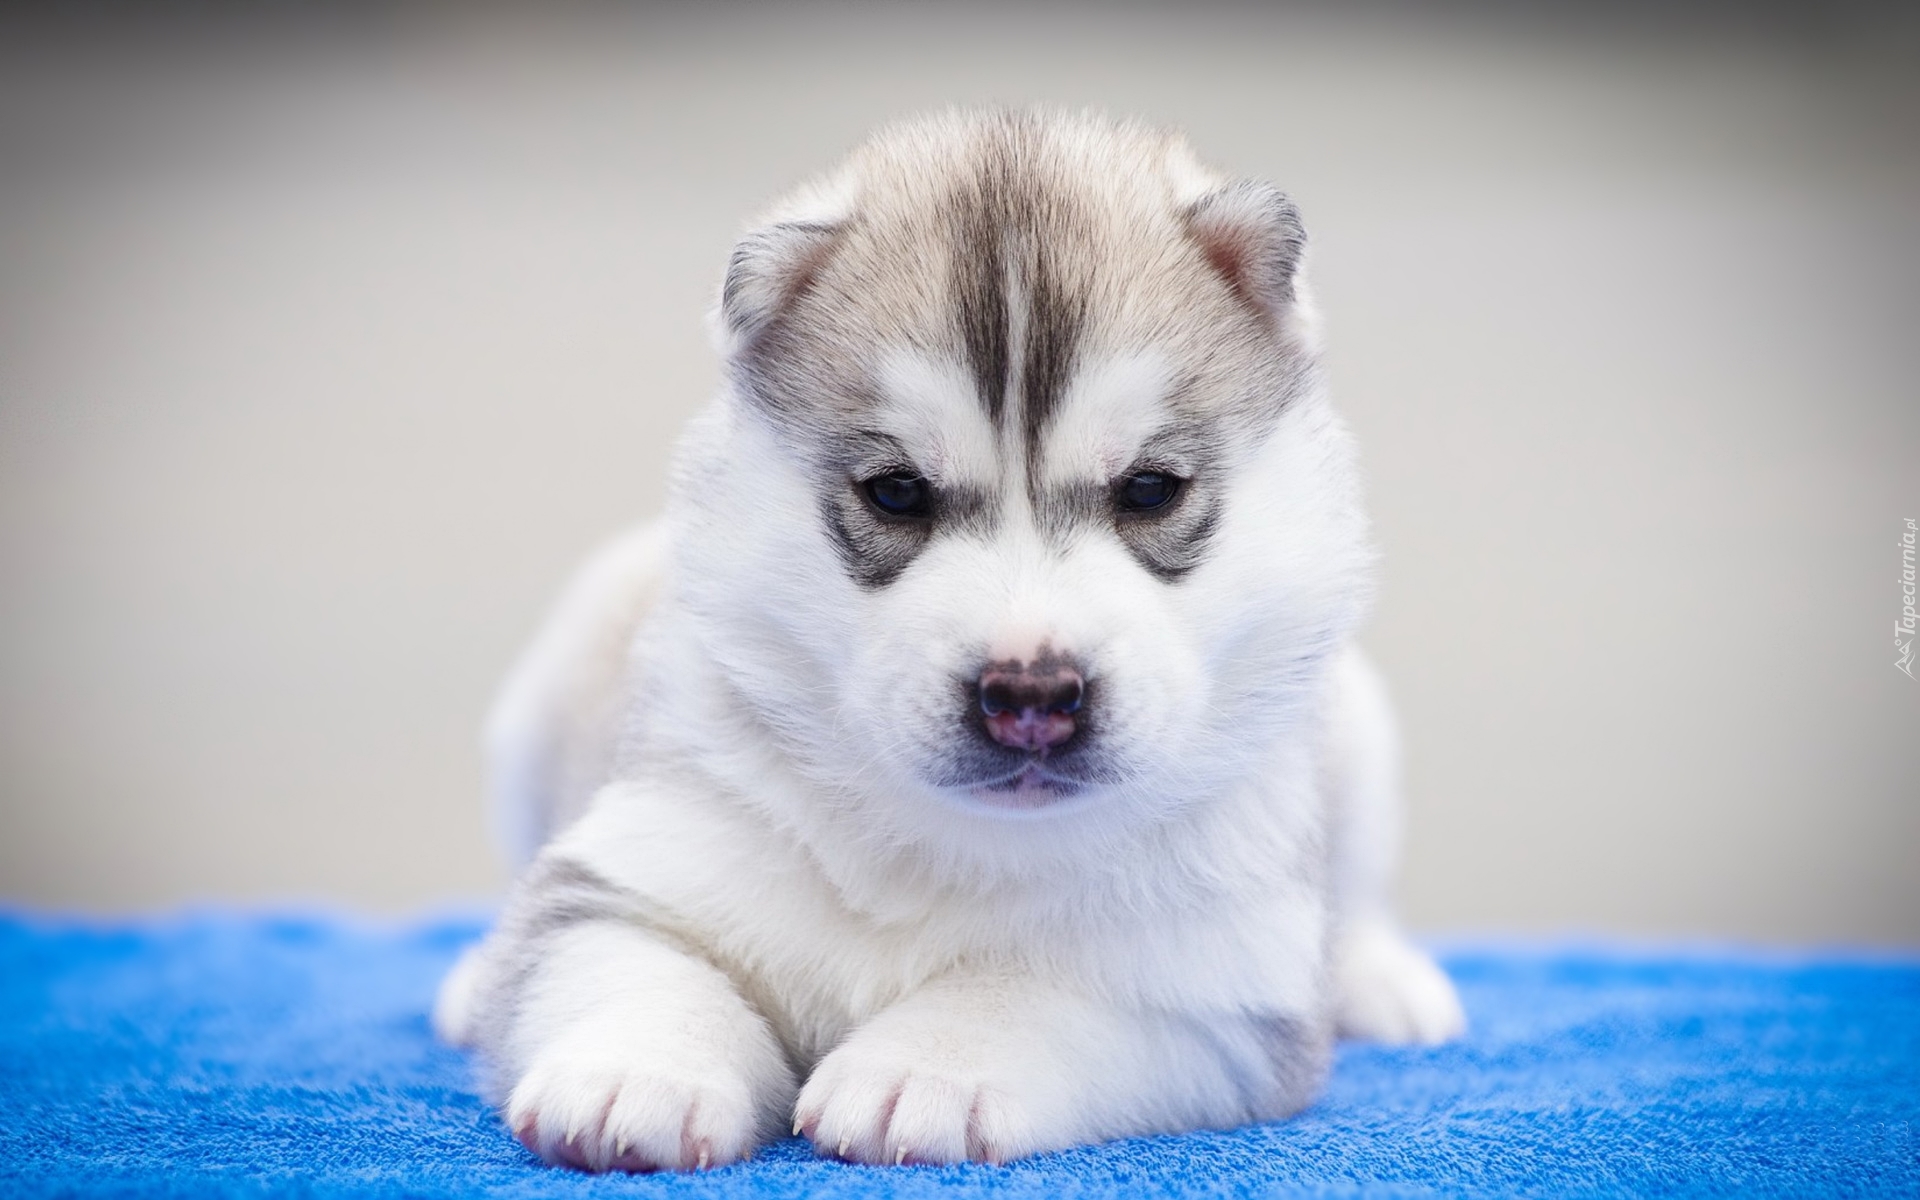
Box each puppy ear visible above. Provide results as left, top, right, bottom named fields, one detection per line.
left=1184, top=182, right=1308, bottom=321
left=719, top=220, right=842, bottom=346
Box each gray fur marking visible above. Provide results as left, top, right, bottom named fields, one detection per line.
left=468, top=854, right=791, bottom=1094
left=943, top=115, right=1090, bottom=473
left=726, top=112, right=1322, bottom=591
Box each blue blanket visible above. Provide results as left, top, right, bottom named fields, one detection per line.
left=1, top=914, right=1913, bottom=1198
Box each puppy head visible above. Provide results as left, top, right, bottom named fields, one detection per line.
left=676, top=110, right=1371, bottom=844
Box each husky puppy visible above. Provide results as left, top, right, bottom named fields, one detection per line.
left=434, top=108, right=1464, bottom=1172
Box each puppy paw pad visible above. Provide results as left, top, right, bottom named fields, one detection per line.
left=796, top=1053, right=1023, bottom=1166
left=506, top=1058, right=758, bottom=1173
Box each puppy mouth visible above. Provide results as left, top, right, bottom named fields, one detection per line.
left=931, top=742, right=1128, bottom=809
left=965, top=762, right=1086, bottom=809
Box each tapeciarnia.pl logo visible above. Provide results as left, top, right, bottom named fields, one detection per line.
left=1899, top=518, right=1917, bottom=679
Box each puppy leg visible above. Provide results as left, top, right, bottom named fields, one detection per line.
left=1322, top=646, right=1466, bottom=1045
left=795, top=974, right=1329, bottom=1166
left=472, top=859, right=796, bottom=1173
left=435, top=524, right=668, bottom=1057
left=485, top=520, right=670, bottom=871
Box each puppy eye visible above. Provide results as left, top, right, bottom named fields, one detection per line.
left=1117, top=471, right=1182, bottom=512
left=862, top=472, right=933, bottom=518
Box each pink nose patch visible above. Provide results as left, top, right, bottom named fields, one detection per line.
left=984, top=708, right=1077, bottom=752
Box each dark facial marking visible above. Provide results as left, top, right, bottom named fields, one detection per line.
left=945, top=118, right=1088, bottom=473
left=951, top=191, right=1010, bottom=426
left=821, top=432, right=996, bottom=588
left=1107, top=424, right=1227, bottom=581
left=743, top=120, right=1308, bottom=591
left=1118, top=487, right=1222, bottom=582
left=822, top=487, right=933, bottom=590
left=1020, top=249, right=1088, bottom=488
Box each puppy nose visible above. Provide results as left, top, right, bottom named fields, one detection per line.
left=978, top=660, right=1084, bottom=752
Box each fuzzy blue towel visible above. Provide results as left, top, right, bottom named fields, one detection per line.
left=1, top=913, right=1914, bottom=1198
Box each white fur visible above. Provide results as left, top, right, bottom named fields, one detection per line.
left=440, top=109, right=1463, bottom=1173
left=483, top=520, right=668, bottom=866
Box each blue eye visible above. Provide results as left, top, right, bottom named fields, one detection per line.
left=863, top=473, right=932, bottom=518
left=1118, top=471, right=1181, bottom=512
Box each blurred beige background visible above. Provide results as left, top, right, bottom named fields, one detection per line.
left=1, top=4, right=1915, bottom=941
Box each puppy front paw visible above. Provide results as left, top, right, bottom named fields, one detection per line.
left=505, top=1049, right=762, bottom=1173
left=794, top=1034, right=1035, bottom=1166
left=1334, top=922, right=1467, bottom=1045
